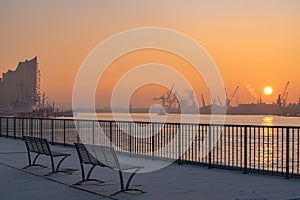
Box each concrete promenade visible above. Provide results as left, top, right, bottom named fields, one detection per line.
left=0, top=136, right=300, bottom=200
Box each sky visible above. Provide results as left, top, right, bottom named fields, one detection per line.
left=0, top=0, right=299, bottom=109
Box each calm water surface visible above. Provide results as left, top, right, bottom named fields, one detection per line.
left=72, top=113, right=300, bottom=127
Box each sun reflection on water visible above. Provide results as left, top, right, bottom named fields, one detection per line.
left=262, top=116, right=273, bottom=126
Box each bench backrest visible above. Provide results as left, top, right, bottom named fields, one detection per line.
left=74, top=143, right=104, bottom=166
left=23, top=136, right=51, bottom=155
left=75, top=143, right=120, bottom=170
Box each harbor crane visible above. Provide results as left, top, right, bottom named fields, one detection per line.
left=153, top=83, right=179, bottom=109
left=217, top=96, right=223, bottom=106
left=201, top=93, right=206, bottom=107
left=226, top=86, right=239, bottom=107
left=277, top=81, right=290, bottom=107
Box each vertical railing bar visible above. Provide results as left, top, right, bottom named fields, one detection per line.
left=21, top=118, right=24, bottom=138
left=267, top=127, right=270, bottom=171
left=92, top=120, right=95, bottom=145
left=110, top=121, right=113, bottom=147
left=282, top=128, right=284, bottom=174
left=258, top=127, right=261, bottom=170
left=216, top=126, right=219, bottom=165
left=286, top=128, right=290, bottom=179
left=271, top=128, right=274, bottom=173
left=223, top=126, right=226, bottom=167
left=244, top=126, right=248, bottom=174
left=208, top=125, right=212, bottom=169
left=30, top=118, right=33, bottom=137
left=232, top=126, right=234, bottom=167
left=6, top=117, right=9, bottom=138
left=151, top=123, right=155, bottom=158
left=297, top=128, right=300, bottom=175
left=40, top=118, right=43, bottom=138
left=63, top=120, right=66, bottom=147
left=178, top=124, right=181, bottom=165
left=129, top=123, right=132, bottom=154
left=51, top=119, right=54, bottom=145
left=76, top=120, right=79, bottom=143
left=262, top=126, right=265, bottom=171
left=254, top=127, right=256, bottom=171
left=219, top=126, right=221, bottom=165
left=276, top=128, right=279, bottom=172
left=13, top=117, right=16, bottom=139
left=291, top=128, right=294, bottom=176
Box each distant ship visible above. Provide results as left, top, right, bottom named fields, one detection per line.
left=0, top=57, right=41, bottom=114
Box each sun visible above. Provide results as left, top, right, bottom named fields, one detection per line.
left=264, top=86, right=273, bottom=96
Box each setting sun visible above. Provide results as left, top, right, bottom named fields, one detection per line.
left=264, top=86, right=273, bottom=96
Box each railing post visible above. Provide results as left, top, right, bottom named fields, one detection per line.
left=63, top=120, right=66, bottom=147
left=6, top=117, right=9, bottom=138
left=178, top=124, right=182, bottom=165
left=30, top=118, right=33, bottom=137
left=13, top=118, right=16, bottom=139
left=92, top=121, right=95, bottom=145
left=21, top=118, right=24, bottom=138
left=286, top=128, right=290, bottom=179
left=40, top=118, right=43, bottom=138
left=51, top=119, right=54, bottom=145
left=244, top=126, right=248, bottom=174
left=76, top=120, right=80, bottom=143
left=129, top=123, right=132, bottom=154
left=208, top=125, right=212, bottom=169
left=151, top=123, right=155, bottom=158
left=110, top=121, right=113, bottom=146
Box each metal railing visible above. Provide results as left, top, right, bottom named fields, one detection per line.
left=0, top=116, right=299, bottom=179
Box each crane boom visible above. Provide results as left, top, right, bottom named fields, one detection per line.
left=217, top=96, right=222, bottom=106
left=230, top=86, right=239, bottom=100
left=226, top=86, right=239, bottom=107
left=201, top=93, right=206, bottom=107
left=166, top=83, right=174, bottom=99
left=281, top=81, right=289, bottom=100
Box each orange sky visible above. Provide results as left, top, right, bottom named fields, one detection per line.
left=0, top=1, right=299, bottom=109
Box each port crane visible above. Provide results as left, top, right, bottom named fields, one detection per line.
left=226, top=86, right=239, bottom=107
left=201, top=93, right=206, bottom=107
left=153, top=83, right=179, bottom=109
left=277, top=81, right=289, bottom=107
left=217, top=96, right=223, bottom=106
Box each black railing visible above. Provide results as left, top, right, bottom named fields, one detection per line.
left=0, top=117, right=299, bottom=179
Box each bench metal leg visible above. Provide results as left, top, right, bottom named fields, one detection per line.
left=111, top=168, right=145, bottom=196
left=33, top=154, right=41, bottom=165
left=46, top=155, right=71, bottom=175
left=74, top=164, right=105, bottom=185
left=55, top=155, right=69, bottom=172
left=22, top=153, right=46, bottom=169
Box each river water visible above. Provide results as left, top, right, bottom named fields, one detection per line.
left=74, top=113, right=300, bottom=127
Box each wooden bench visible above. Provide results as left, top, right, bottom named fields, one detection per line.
left=74, top=143, right=145, bottom=196
left=23, top=136, right=71, bottom=175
